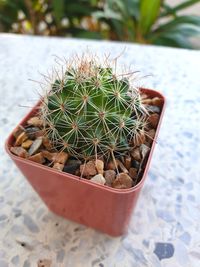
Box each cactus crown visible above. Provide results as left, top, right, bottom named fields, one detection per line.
left=40, top=54, right=147, bottom=161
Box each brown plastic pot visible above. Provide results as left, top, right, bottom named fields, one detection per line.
left=5, top=88, right=165, bottom=236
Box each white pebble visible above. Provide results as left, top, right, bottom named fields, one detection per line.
left=90, top=174, right=106, bottom=185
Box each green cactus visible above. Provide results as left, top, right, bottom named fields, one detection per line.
left=40, top=56, right=147, bottom=161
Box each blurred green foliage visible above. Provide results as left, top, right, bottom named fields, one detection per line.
left=0, top=0, right=200, bottom=49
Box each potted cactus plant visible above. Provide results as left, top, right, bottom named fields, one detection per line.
left=5, top=54, right=165, bottom=236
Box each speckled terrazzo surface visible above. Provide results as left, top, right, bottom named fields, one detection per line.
left=0, top=34, right=200, bottom=267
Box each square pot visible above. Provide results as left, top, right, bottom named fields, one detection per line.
left=5, top=88, right=165, bottom=236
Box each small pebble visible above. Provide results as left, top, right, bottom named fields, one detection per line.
left=142, top=98, right=152, bottom=105
left=63, top=165, right=79, bottom=175
left=134, top=131, right=146, bottom=146
left=140, top=144, right=150, bottom=159
left=95, top=159, right=104, bottom=174
left=90, top=174, right=106, bottom=185
left=106, top=160, right=117, bottom=170
left=116, top=159, right=128, bottom=173
left=28, top=137, right=43, bottom=156
left=67, top=159, right=81, bottom=166
left=124, top=156, right=132, bottom=170
left=63, top=160, right=81, bottom=175
left=53, top=163, right=64, bottom=171
left=22, top=140, right=33, bottom=149
left=141, top=93, right=148, bottom=99
left=131, top=148, right=141, bottom=161
left=42, top=137, right=52, bottom=150
left=54, top=152, right=69, bottom=164
left=13, top=125, right=25, bottom=138
left=37, top=259, right=52, bottom=267
left=28, top=152, right=45, bottom=164
left=147, top=129, right=156, bottom=141
left=10, top=147, right=28, bottom=158
left=42, top=151, right=57, bottom=161
left=75, top=169, right=81, bottom=176
left=80, top=161, right=97, bottom=177
left=27, top=116, right=43, bottom=127
left=35, top=129, right=45, bottom=138
left=129, top=168, right=137, bottom=180
left=154, top=242, right=174, bottom=260
left=104, top=170, right=116, bottom=186
left=112, top=173, right=133, bottom=189
left=152, top=97, right=163, bottom=107
left=149, top=113, right=159, bottom=128
left=15, top=132, right=28, bottom=146
left=25, top=127, right=41, bottom=139
left=132, top=160, right=140, bottom=169
left=145, top=105, right=161, bottom=114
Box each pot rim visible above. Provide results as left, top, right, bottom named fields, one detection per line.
left=5, top=88, right=166, bottom=194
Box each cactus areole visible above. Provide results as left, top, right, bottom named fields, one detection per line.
left=40, top=57, right=147, bottom=161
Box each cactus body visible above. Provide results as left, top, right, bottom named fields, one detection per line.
left=41, top=58, right=146, bottom=160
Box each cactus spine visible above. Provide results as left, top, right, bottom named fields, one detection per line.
left=40, top=55, right=147, bottom=161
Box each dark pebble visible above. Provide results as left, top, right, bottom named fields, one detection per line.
left=154, top=242, right=174, bottom=260
left=68, top=159, right=81, bottom=165
left=63, top=160, right=81, bottom=174
left=132, top=160, right=140, bottom=169
left=43, top=159, right=53, bottom=167
left=25, top=127, right=40, bottom=139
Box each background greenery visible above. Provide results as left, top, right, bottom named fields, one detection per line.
left=0, top=0, right=200, bottom=49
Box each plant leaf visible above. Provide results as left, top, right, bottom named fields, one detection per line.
left=161, top=0, right=200, bottom=17
left=0, top=0, right=19, bottom=31
left=93, top=4, right=122, bottom=21
left=126, top=0, right=140, bottom=18
left=63, top=2, right=95, bottom=17
left=150, top=23, right=200, bottom=49
left=154, top=15, right=200, bottom=32
left=52, top=0, right=65, bottom=23
left=152, top=35, right=193, bottom=49
left=93, top=10, right=121, bottom=20
left=159, top=24, right=200, bottom=38
left=139, top=0, right=161, bottom=35
left=67, top=28, right=102, bottom=39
